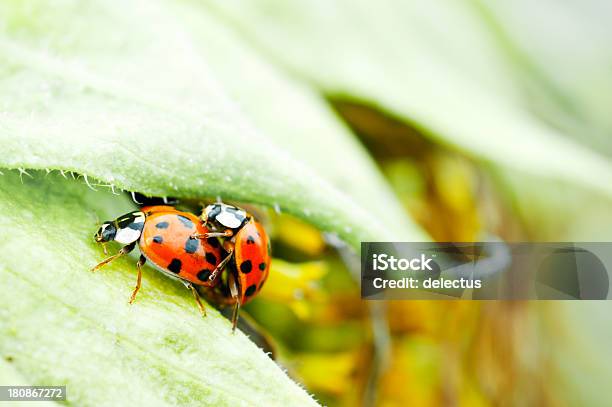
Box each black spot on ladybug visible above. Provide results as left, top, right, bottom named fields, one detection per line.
left=184, top=237, right=199, bottom=254
left=153, top=235, right=163, bottom=244
left=245, top=284, right=257, bottom=297
left=207, top=237, right=220, bottom=248
left=259, top=262, right=266, bottom=271
left=206, top=252, right=217, bottom=265
left=240, top=260, right=252, bottom=274
left=168, top=259, right=182, bottom=273
left=246, top=236, right=256, bottom=244
left=156, top=221, right=169, bottom=229
left=177, top=215, right=194, bottom=229
left=197, top=269, right=211, bottom=282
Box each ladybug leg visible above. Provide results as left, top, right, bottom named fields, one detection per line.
left=91, top=242, right=136, bottom=272
left=191, top=229, right=233, bottom=239
left=208, top=248, right=234, bottom=283
left=186, top=282, right=206, bottom=317
left=228, top=271, right=242, bottom=332
left=129, top=255, right=146, bottom=304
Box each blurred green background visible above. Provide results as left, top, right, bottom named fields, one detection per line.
left=230, top=1, right=612, bottom=405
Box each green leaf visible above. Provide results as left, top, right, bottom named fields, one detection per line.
left=0, top=0, right=427, bottom=249
left=0, top=171, right=317, bottom=406
left=0, top=1, right=427, bottom=403
left=203, top=0, right=612, bottom=198
left=543, top=302, right=612, bottom=406
left=0, top=358, right=60, bottom=407
left=472, top=0, right=612, bottom=155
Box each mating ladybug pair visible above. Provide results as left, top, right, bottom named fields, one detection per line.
left=92, top=203, right=271, bottom=330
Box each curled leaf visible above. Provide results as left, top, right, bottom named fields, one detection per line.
left=0, top=171, right=318, bottom=406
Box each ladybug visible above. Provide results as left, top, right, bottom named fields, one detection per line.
left=92, top=205, right=221, bottom=315
left=193, top=203, right=271, bottom=329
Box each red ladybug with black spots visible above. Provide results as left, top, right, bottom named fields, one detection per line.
left=92, top=205, right=221, bottom=315
left=193, top=203, right=271, bottom=330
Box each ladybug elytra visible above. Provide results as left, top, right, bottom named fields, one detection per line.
left=193, top=203, right=271, bottom=330
left=92, top=205, right=221, bottom=315
left=92, top=202, right=271, bottom=331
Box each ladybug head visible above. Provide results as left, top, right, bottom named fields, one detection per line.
left=202, top=203, right=248, bottom=231
left=95, top=222, right=117, bottom=243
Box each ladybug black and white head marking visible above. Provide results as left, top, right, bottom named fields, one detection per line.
left=203, top=203, right=248, bottom=231
left=95, top=222, right=117, bottom=243
left=95, top=211, right=146, bottom=244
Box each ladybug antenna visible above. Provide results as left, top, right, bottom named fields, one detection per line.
left=90, top=211, right=101, bottom=228
left=91, top=212, right=110, bottom=255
